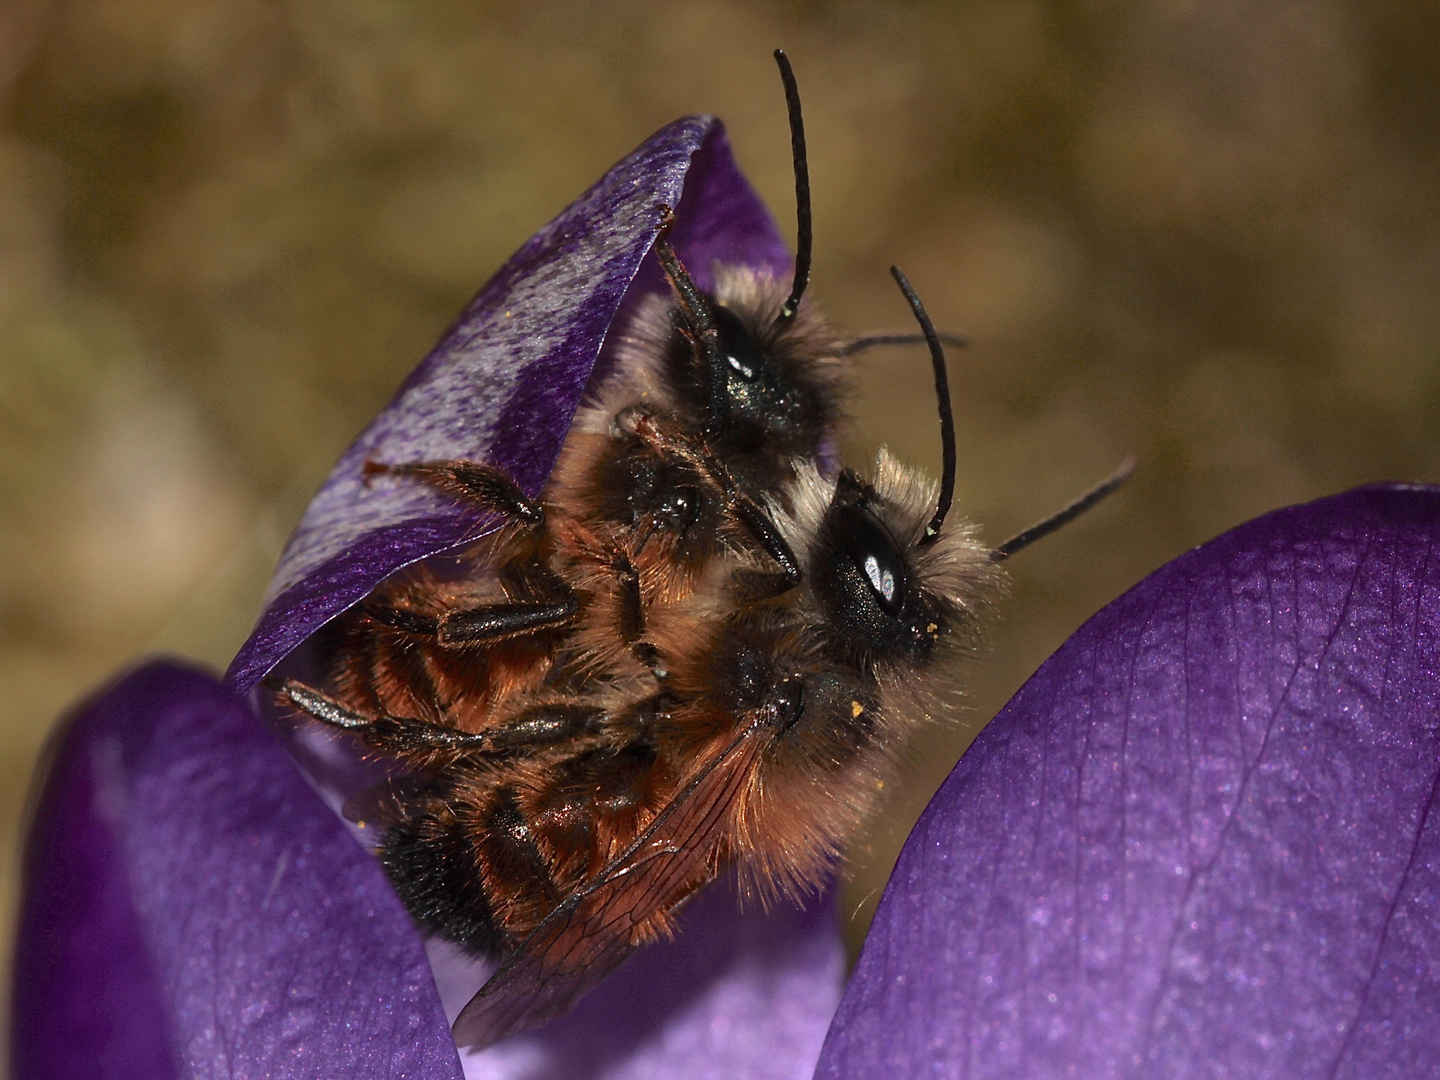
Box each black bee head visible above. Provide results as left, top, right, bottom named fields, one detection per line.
left=659, top=287, right=836, bottom=467
left=710, top=304, right=808, bottom=445
left=811, top=471, right=945, bottom=667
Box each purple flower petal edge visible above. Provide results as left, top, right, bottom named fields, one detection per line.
left=452, top=882, right=843, bottom=1080
left=817, top=483, right=1440, bottom=1079
left=12, top=661, right=464, bottom=1080
left=223, top=115, right=790, bottom=694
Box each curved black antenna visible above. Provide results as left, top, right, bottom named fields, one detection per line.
left=774, top=49, right=811, bottom=324
left=990, top=457, right=1136, bottom=561
left=839, top=330, right=971, bottom=357
left=889, top=266, right=955, bottom=543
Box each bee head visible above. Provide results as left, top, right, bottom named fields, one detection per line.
left=644, top=50, right=840, bottom=466
left=671, top=272, right=843, bottom=457
left=799, top=460, right=997, bottom=674
left=711, top=302, right=805, bottom=444
left=779, top=265, right=1000, bottom=674
left=809, top=471, right=937, bottom=664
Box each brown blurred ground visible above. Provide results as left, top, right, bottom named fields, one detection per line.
left=3, top=0, right=1439, bottom=1050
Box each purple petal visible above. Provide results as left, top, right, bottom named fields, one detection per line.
left=817, top=484, right=1440, bottom=1078
left=451, top=884, right=842, bottom=1079
left=224, top=116, right=789, bottom=694
left=12, top=661, right=463, bottom=1080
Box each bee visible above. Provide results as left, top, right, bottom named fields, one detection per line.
left=276, top=264, right=1129, bottom=1046
left=272, top=53, right=1131, bottom=1048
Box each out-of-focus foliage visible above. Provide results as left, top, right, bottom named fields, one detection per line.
left=4, top=0, right=1438, bottom=1052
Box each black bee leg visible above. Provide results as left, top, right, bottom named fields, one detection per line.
left=362, top=458, right=545, bottom=529
left=687, top=453, right=801, bottom=588
left=363, top=565, right=580, bottom=648
left=363, top=604, right=440, bottom=636
left=438, top=558, right=582, bottom=645
left=435, top=596, right=580, bottom=645
left=272, top=678, right=492, bottom=756
left=610, top=549, right=669, bottom=673
left=564, top=526, right=661, bottom=671
left=652, top=208, right=729, bottom=433
left=273, top=678, right=606, bottom=758
left=727, top=494, right=801, bottom=589
left=364, top=596, right=579, bottom=647
left=608, top=551, right=645, bottom=643
left=479, top=702, right=610, bottom=753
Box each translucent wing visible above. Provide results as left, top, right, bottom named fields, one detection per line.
left=452, top=721, right=768, bottom=1047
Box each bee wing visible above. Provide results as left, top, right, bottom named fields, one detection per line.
left=452, top=723, right=768, bottom=1047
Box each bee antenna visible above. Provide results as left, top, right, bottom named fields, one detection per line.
left=889, top=266, right=955, bottom=543
left=989, top=457, right=1136, bottom=561
left=774, top=49, right=811, bottom=325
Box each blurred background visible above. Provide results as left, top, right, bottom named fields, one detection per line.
left=3, top=0, right=1439, bottom=1042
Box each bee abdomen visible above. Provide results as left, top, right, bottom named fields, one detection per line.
left=381, top=800, right=510, bottom=957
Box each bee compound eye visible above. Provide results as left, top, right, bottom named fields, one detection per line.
left=652, top=482, right=702, bottom=534
left=714, top=304, right=763, bottom=383
left=772, top=675, right=806, bottom=732
left=835, top=504, right=907, bottom=618
left=670, top=485, right=702, bottom=530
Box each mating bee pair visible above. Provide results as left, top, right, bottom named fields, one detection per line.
left=274, top=51, right=1129, bottom=1047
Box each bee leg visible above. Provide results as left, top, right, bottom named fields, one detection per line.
left=363, top=459, right=545, bottom=529
left=362, top=596, right=579, bottom=646
left=272, top=678, right=494, bottom=755
left=480, top=703, right=609, bottom=753
left=652, top=207, right=729, bottom=431
left=608, top=550, right=645, bottom=642
left=363, top=562, right=580, bottom=648
left=273, top=678, right=606, bottom=757
left=611, top=548, right=670, bottom=673
left=565, top=525, right=662, bottom=672
left=362, top=604, right=440, bottom=636
left=437, top=556, right=581, bottom=645
left=436, top=596, right=580, bottom=645
left=726, top=493, right=801, bottom=588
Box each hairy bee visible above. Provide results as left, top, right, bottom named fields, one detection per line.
left=273, top=54, right=1130, bottom=1048
left=276, top=267, right=1128, bottom=1046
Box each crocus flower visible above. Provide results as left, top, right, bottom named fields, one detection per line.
left=14, top=115, right=1440, bottom=1080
